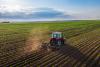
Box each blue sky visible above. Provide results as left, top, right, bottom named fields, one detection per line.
left=0, top=0, right=100, bottom=21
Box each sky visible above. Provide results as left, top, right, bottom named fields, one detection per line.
left=0, top=0, right=100, bottom=21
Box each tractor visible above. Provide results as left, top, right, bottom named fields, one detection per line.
left=42, top=32, right=65, bottom=51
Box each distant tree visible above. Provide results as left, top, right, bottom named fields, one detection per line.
left=2, top=21, right=10, bottom=23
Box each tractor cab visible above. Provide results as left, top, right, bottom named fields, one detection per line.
left=49, top=32, right=65, bottom=50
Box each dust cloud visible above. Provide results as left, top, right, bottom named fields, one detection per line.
left=24, top=27, right=49, bottom=54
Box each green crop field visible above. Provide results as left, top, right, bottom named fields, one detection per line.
left=0, top=20, right=100, bottom=67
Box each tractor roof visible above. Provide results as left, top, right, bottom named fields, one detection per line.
left=52, top=32, right=62, bottom=34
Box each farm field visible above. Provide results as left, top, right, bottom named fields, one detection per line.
left=0, top=20, right=100, bottom=67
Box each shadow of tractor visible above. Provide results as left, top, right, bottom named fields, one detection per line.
left=58, top=44, right=86, bottom=62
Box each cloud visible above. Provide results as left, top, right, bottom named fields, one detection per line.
left=1, top=4, right=99, bottom=21
left=0, top=8, right=72, bottom=20
left=28, top=8, right=71, bottom=19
